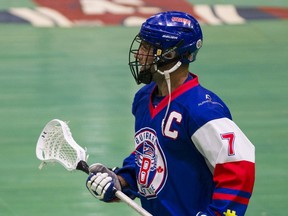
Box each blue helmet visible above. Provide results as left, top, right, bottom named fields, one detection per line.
left=129, top=11, right=203, bottom=84
left=140, top=11, right=203, bottom=63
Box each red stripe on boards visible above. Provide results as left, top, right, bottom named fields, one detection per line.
left=259, top=7, right=288, bottom=19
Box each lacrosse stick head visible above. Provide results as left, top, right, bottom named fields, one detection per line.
left=36, top=119, right=88, bottom=171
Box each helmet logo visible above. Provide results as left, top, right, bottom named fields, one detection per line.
left=196, top=39, right=202, bottom=49
left=162, top=35, right=178, bottom=40
left=171, top=16, right=191, bottom=25
left=156, top=49, right=162, bottom=56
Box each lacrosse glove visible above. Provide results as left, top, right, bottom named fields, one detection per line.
left=86, top=163, right=121, bottom=202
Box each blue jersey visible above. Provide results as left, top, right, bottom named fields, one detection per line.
left=116, top=74, right=255, bottom=216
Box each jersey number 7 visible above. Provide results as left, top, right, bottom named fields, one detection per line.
left=221, top=132, right=236, bottom=156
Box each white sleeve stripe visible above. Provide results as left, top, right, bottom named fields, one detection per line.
left=191, top=118, right=255, bottom=168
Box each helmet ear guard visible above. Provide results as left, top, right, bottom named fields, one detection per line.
left=153, top=39, right=184, bottom=67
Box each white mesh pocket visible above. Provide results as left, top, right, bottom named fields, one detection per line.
left=36, top=119, right=87, bottom=171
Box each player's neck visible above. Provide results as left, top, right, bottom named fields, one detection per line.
left=156, top=67, right=189, bottom=96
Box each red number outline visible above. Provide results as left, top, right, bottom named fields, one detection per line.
left=221, top=132, right=236, bottom=156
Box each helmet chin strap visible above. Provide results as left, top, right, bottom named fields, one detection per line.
left=155, top=61, right=182, bottom=135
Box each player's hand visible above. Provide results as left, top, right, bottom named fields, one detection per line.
left=86, top=163, right=121, bottom=202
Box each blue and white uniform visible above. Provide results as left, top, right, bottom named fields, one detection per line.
left=116, top=73, right=255, bottom=216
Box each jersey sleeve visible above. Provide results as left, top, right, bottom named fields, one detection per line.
left=191, top=117, right=255, bottom=216
left=114, top=152, right=138, bottom=192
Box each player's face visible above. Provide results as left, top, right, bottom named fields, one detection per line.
left=135, top=41, right=155, bottom=71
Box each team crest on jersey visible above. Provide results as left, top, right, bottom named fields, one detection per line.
left=134, top=127, right=167, bottom=198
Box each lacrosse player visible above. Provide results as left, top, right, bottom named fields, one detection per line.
left=86, top=11, right=255, bottom=216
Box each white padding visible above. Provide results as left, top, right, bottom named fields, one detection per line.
left=193, top=5, right=222, bottom=25
left=36, top=7, right=72, bottom=27
left=214, top=5, right=245, bottom=24
left=192, top=118, right=255, bottom=168
left=10, top=8, right=54, bottom=27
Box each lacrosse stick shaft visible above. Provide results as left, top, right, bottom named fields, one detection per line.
left=76, top=161, right=152, bottom=216
left=114, top=191, right=152, bottom=216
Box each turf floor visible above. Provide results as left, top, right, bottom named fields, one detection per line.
left=0, top=1, right=287, bottom=216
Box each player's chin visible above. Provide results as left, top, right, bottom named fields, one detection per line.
left=139, top=66, right=150, bottom=74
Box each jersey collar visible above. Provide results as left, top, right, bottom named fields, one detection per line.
left=149, top=73, right=199, bottom=119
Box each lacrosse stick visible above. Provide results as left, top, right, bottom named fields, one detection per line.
left=36, top=119, right=152, bottom=216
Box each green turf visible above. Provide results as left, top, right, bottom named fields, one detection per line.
left=0, top=0, right=35, bottom=10
left=0, top=2, right=288, bottom=216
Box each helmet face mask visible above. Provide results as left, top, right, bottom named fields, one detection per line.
left=129, top=11, right=203, bottom=84
left=129, top=35, right=158, bottom=84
